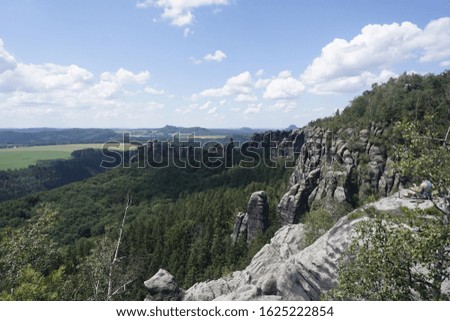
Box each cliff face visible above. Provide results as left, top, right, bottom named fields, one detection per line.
left=273, top=125, right=399, bottom=225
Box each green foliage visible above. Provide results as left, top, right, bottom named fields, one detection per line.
left=303, top=201, right=353, bottom=246
left=393, top=117, right=450, bottom=198
left=0, top=156, right=291, bottom=300
left=329, top=115, right=450, bottom=301
left=0, top=265, right=65, bottom=301
left=303, top=208, right=335, bottom=246
left=328, top=208, right=449, bottom=300
left=0, top=204, right=62, bottom=281
left=0, top=204, right=69, bottom=300
left=310, top=71, right=450, bottom=135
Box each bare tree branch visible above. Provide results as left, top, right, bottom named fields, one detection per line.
left=107, top=191, right=132, bottom=300
left=444, top=126, right=450, bottom=147
left=110, top=278, right=136, bottom=298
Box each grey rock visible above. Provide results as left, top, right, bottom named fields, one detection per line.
left=181, top=195, right=442, bottom=301
left=232, top=191, right=269, bottom=244
left=247, top=191, right=269, bottom=242
left=231, top=212, right=248, bottom=243
left=144, top=269, right=183, bottom=301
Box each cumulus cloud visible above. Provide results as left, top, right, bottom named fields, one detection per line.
left=418, top=17, right=450, bottom=65
left=0, top=38, right=162, bottom=126
left=204, top=50, right=227, bottom=62
left=100, top=68, right=149, bottom=84
left=195, top=71, right=253, bottom=98
left=90, top=69, right=150, bottom=98
left=0, top=63, right=94, bottom=93
left=263, top=72, right=305, bottom=99
left=301, top=18, right=450, bottom=94
left=192, top=50, right=227, bottom=64
left=136, top=0, right=230, bottom=27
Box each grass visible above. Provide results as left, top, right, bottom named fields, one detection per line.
left=0, top=144, right=106, bottom=170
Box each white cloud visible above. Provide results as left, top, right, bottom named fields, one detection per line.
left=278, top=70, right=292, bottom=78
left=199, top=101, right=212, bottom=110
left=0, top=39, right=17, bottom=73
left=90, top=68, right=150, bottom=98
left=204, top=50, right=227, bottom=62
left=263, top=75, right=305, bottom=99
left=0, top=63, right=94, bottom=93
left=255, top=78, right=270, bottom=89
left=137, top=0, right=230, bottom=27
left=100, top=68, right=149, bottom=84
left=308, top=70, right=397, bottom=95
left=418, top=17, right=450, bottom=64
left=0, top=37, right=161, bottom=126
left=255, top=69, right=264, bottom=77
left=195, top=71, right=253, bottom=98
left=144, top=86, right=165, bottom=95
left=301, top=18, right=450, bottom=94
left=190, top=57, right=203, bottom=64
left=235, top=93, right=257, bottom=102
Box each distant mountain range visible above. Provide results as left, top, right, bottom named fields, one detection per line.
left=0, top=125, right=287, bottom=146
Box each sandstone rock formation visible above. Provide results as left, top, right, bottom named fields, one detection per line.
left=144, top=195, right=444, bottom=301
left=232, top=191, right=269, bottom=244
left=276, top=125, right=400, bottom=225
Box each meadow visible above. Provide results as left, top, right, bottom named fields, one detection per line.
left=0, top=144, right=106, bottom=170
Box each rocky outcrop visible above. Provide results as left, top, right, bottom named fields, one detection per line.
left=144, top=195, right=443, bottom=301
left=276, top=124, right=399, bottom=225
left=144, top=269, right=183, bottom=301
left=232, top=191, right=269, bottom=244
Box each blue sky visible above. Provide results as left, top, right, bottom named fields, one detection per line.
left=0, top=0, right=449, bottom=128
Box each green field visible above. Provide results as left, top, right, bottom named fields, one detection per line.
left=0, top=144, right=106, bottom=170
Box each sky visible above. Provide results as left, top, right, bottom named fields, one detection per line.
left=0, top=0, right=449, bottom=129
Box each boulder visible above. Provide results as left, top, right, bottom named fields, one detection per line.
left=144, top=269, right=183, bottom=301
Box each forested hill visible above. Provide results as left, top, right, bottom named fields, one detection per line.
left=0, top=147, right=292, bottom=300
left=310, top=71, right=450, bottom=136
left=0, top=128, right=120, bottom=146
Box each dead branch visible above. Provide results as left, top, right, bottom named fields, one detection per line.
left=107, top=191, right=132, bottom=300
